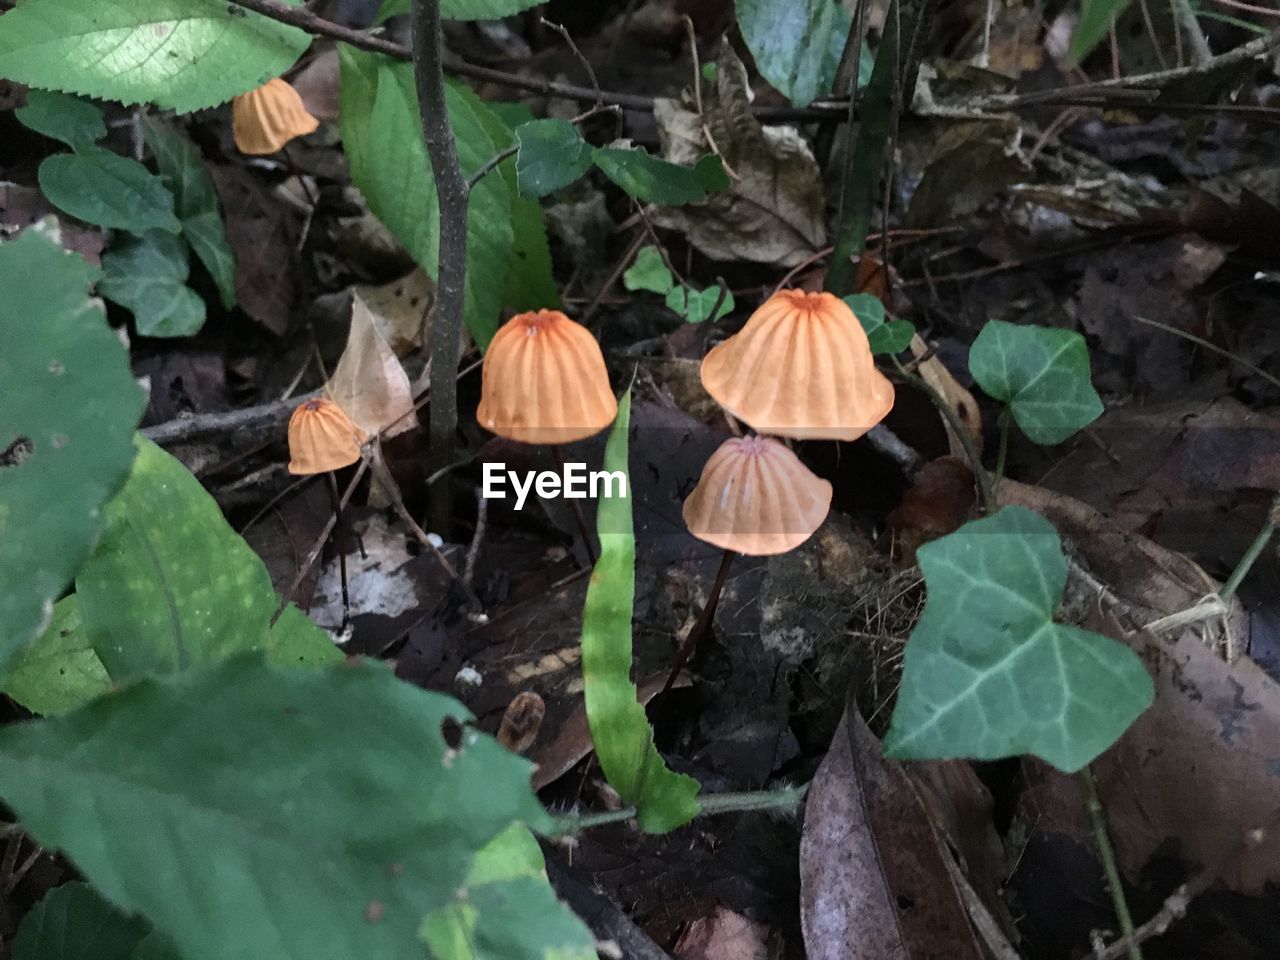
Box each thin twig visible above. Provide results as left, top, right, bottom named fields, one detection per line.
left=1131, top=314, right=1280, bottom=392
left=465, top=143, right=518, bottom=190
left=540, top=18, right=601, bottom=107
left=1170, top=0, right=1214, bottom=63
left=411, top=0, right=468, bottom=532
left=463, top=490, right=488, bottom=591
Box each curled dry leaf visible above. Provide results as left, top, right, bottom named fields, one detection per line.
left=326, top=292, right=418, bottom=439
left=909, top=334, right=983, bottom=460
left=673, top=906, right=769, bottom=960
left=651, top=46, right=826, bottom=267
left=496, top=690, right=545, bottom=754
left=800, top=700, right=985, bottom=960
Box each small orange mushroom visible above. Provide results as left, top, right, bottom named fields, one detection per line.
left=682, top=435, right=832, bottom=556
left=476, top=309, right=618, bottom=445
left=232, top=78, right=320, bottom=155
left=700, top=289, right=894, bottom=441
left=287, top=397, right=366, bottom=475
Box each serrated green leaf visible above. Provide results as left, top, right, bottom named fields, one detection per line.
left=734, top=0, right=851, bottom=107
left=622, top=245, right=673, bottom=295
left=339, top=49, right=513, bottom=348
left=885, top=507, right=1153, bottom=771
left=513, top=119, right=594, bottom=198
left=581, top=390, right=701, bottom=832
left=14, top=90, right=105, bottom=150
left=12, top=882, right=149, bottom=960
left=592, top=147, right=729, bottom=205
left=141, top=116, right=237, bottom=309
left=0, top=0, right=311, bottom=113
left=3, top=597, right=110, bottom=717
left=665, top=285, right=734, bottom=324
left=1070, top=0, right=1135, bottom=64
left=844, top=293, right=914, bottom=355
left=0, top=228, right=145, bottom=673
left=99, top=231, right=206, bottom=338
left=38, top=149, right=181, bottom=234
left=968, top=319, right=1103, bottom=445
left=0, top=656, right=560, bottom=960
left=76, top=438, right=340, bottom=685
left=376, top=0, right=543, bottom=22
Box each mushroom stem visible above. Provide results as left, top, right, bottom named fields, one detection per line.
left=552, top=446, right=598, bottom=566
left=326, top=471, right=351, bottom=632
left=661, top=549, right=736, bottom=694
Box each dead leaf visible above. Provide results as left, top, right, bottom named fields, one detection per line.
left=800, top=701, right=984, bottom=960
left=651, top=46, right=825, bottom=267
left=326, top=292, right=418, bottom=438
left=496, top=690, right=545, bottom=754
left=910, top=334, right=984, bottom=460
left=903, top=118, right=1031, bottom=229
left=353, top=268, right=435, bottom=357
left=883, top=456, right=977, bottom=564
left=291, top=47, right=341, bottom=123
left=674, top=906, right=769, bottom=960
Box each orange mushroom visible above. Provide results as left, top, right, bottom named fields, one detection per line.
left=700, top=290, right=894, bottom=441
left=682, top=435, right=832, bottom=556
left=232, top=78, right=320, bottom=156
left=476, top=309, right=618, bottom=445
left=287, top=397, right=366, bottom=475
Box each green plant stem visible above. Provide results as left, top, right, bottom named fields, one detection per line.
left=1219, top=494, right=1280, bottom=601
left=411, top=0, right=468, bottom=534
left=1081, top=766, right=1143, bottom=960
left=993, top=408, right=1011, bottom=488
left=548, top=785, right=808, bottom=836
left=890, top=356, right=996, bottom=513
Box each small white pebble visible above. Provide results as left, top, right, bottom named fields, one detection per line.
left=455, top=665, right=483, bottom=687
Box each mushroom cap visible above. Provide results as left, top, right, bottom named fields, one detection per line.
left=232, top=78, right=320, bottom=155
left=476, top=310, right=619, bottom=444
left=682, top=435, right=832, bottom=556
left=700, top=289, right=894, bottom=441
left=287, top=397, right=366, bottom=475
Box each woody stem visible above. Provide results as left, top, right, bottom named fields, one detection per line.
left=661, top=549, right=736, bottom=694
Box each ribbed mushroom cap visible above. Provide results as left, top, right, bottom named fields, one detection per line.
left=476, top=310, right=618, bottom=444
left=700, top=290, right=894, bottom=441
left=232, top=78, right=320, bottom=155
left=287, top=398, right=366, bottom=475
left=682, top=436, right=832, bottom=556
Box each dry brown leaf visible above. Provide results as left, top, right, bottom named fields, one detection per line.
left=326, top=292, right=418, bottom=439
left=353, top=268, right=435, bottom=358
left=496, top=690, right=545, bottom=754
left=910, top=334, right=984, bottom=459
left=800, top=702, right=984, bottom=960
left=674, top=906, right=769, bottom=960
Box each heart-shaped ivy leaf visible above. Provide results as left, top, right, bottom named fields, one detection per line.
left=968, top=320, right=1103, bottom=445
left=885, top=506, right=1153, bottom=772
left=665, top=285, right=734, bottom=324
left=844, top=293, right=913, bottom=355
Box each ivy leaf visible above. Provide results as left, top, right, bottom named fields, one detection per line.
left=141, top=116, right=237, bottom=309
left=622, top=245, right=674, bottom=295
left=38, top=148, right=181, bottom=234
left=12, top=882, right=149, bottom=960
left=0, top=0, right=311, bottom=113
left=581, top=390, right=701, bottom=832
left=665, top=285, right=734, bottom=324
left=844, top=293, right=914, bottom=355
left=513, top=119, right=594, bottom=199
left=885, top=507, right=1153, bottom=772
left=99, top=231, right=206, bottom=338
left=14, top=90, right=105, bottom=150
left=592, top=147, right=729, bottom=205
left=0, top=228, right=145, bottom=673
left=3, top=597, right=110, bottom=717
left=339, top=48, right=513, bottom=348
left=735, top=0, right=851, bottom=107
left=0, top=656, right=574, bottom=960
left=968, top=320, right=1103, bottom=445
left=75, top=438, right=340, bottom=687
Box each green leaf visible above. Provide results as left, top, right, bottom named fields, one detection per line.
left=14, top=90, right=105, bottom=150
left=581, top=390, right=701, bottom=832
left=0, top=656, right=575, bottom=960
left=513, top=119, right=594, bottom=198
left=592, top=147, right=729, bottom=205
left=622, top=245, right=674, bottom=295
left=339, top=49, right=513, bottom=348
left=376, top=0, right=543, bottom=22
left=128, top=932, right=182, bottom=960
left=735, top=0, right=851, bottom=107
left=844, top=293, right=913, bottom=355
left=968, top=320, right=1103, bottom=445
left=99, top=231, right=206, bottom=338
left=12, top=882, right=149, bottom=960
left=0, top=0, right=311, bottom=113
left=665, top=285, right=734, bottom=325
left=38, top=148, right=181, bottom=234
left=76, top=438, right=341, bottom=686
left=1071, top=0, right=1135, bottom=64
left=885, top=507, right=1154, bottom=771
left=0, top=228, right=145, bottom=673
left=3, top=597, right=110, bottom=717
left=141, top=116, right=237, bottom=309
